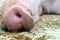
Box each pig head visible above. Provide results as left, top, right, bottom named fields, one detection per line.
left=3, top=0, right=60, bottom=31
left=2, top=0, right=37, bottom=31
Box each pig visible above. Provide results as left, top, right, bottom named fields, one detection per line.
left=2, top=0, right=60, bottom=31
left=2, top=0, right=44, bottom=31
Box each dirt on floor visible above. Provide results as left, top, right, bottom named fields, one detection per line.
left=0, top=15, right=60, bottom=40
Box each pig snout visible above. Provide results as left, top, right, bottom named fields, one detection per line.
left=2, top=5, right=34, bottom=31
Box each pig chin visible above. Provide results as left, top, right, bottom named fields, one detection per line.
left=2, top=5, right=34, bottom=31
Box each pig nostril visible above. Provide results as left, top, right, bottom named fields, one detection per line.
left=16, top=12, right=22, bottom=18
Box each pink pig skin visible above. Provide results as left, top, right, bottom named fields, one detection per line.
left=2, top=0, right=42, bottom=31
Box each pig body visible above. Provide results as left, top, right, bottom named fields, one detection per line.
left=41, top=0, right=60, bottom=14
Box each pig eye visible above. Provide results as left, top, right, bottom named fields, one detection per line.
left=16, top=12, right=22, bottom=18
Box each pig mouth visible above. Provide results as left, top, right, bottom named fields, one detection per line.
left=2, top=22, right=28, bottom=31
left=2, top=5, right=34, bottom=31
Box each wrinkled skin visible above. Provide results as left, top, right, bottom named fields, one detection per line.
left=2, top=0, right=60, bottom=31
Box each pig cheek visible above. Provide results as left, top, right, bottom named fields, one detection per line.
left=21, top=13, right=34, bottom=30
